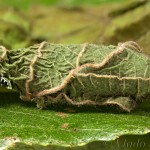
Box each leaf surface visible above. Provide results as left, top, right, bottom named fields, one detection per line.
left=0, top=90, right=150, bottom=149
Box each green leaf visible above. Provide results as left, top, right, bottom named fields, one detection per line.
left=0, top=89, right=150, bottom=149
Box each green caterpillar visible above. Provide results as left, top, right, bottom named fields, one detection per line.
left=0, top=41, right=149, bottom=112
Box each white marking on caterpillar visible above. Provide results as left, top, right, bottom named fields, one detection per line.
left=0, top=74, right=12, bottom=89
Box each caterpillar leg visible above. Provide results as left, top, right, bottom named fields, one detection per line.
left=62, top=93, right=137, bottom=112
left=102, top=97, right=137, bottom=112
left=32, top=94, right=137, bottom=112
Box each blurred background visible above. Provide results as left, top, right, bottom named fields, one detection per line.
left=0, top=0, right=149, bottom=54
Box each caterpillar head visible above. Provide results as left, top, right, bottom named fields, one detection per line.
left=0, top=74, right=11, bottom=89
left=0, top=46, right=11, bottom=89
